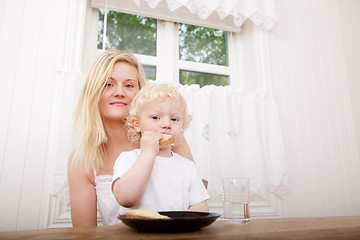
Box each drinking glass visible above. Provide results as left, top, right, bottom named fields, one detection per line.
left=222, top=177, right=250, bottom=224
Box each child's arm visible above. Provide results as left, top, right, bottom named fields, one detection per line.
left=112, top=131, right=161, bottom=208
left=188, top=201, right=209, bottom=212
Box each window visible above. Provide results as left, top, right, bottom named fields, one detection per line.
left=96, top=10, right=232, bottom=86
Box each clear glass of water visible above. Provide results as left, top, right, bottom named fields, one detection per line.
left=222, top=177, right=250, bottom=224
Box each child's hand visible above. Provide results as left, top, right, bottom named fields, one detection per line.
left=139, top=131, right=161, bottom=157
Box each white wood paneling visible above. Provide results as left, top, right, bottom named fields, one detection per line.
left=338, top=0, right=360, bottom=159
left=0, top=0, right=34, bottom=230
left=269, top=0, right=360, bottom=217
left=0, top=0, right=24, bottom=189
left=0, top=0, right=78, bottom=231
left=16, top=0, right=69, bottom=230
left=12, top=0, right=48, bottom=229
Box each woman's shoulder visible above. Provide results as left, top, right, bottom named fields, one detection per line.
left=67, top=148, right=78, bottom=170
left=172, top=136, right=194, bottom=161
left=68, top=148, right=95, bottom=184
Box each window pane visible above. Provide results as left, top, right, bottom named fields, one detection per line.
left=143, top=65, right=156, bottom=81
left=179, top=23, right=228, bottom=66
left=180, top=70, right=229, bottom=87
left=97, top=10, right=157, bottom=56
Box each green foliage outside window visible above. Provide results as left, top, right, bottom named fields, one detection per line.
left=97, top=9, right=157, bottom=56
left=180, top=70, right=229, bottom=87
left=179, top=23, right=228, bottom=66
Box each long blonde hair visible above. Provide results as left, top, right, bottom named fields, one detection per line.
left=73, top=49, right=147, bottom=171
left=126, top=83, right=192, bottom=143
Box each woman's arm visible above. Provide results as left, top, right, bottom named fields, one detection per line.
left=68, top=150, right=98, bottom=227
left=188, top=201, right=209, bottom=212
left=172, top=135, right=194, bottom=161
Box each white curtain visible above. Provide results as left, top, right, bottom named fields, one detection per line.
left=52, top=71, right=82, bottom=205
left=180, top=84, right=288, bottom=200
left=136, top=0, right=277, bottom=30
left=51, top=0, right=86, bottom=204
left=92, top=0, right=277, bottom=32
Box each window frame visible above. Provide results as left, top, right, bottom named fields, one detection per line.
left=90, top=10, right=238, bottom=87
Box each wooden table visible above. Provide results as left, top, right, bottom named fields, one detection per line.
left=1, top=216, right=360, bottom=240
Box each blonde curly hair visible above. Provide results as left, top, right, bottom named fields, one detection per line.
left=126, top=83, right=192, bottom=143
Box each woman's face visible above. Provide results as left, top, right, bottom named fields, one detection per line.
left=99, top=61, right=140, bottom=122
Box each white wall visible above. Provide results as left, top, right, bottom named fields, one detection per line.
left=269, top=0, right=360, bottom=217
left=0, top=0, right=359, bottom=231
left=0, top=0, right=85, bottom=231
left=338, top=0, right=360, bottom=156
left=0, top=0, right=56, bottom=231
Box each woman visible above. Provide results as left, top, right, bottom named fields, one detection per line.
left=68, top=49, right=194, bottom=227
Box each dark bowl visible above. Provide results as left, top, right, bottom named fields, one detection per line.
left=118, top=211, right=221, bottom=233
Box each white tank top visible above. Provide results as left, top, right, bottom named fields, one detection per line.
left=94, top=174, right=123, bottom=226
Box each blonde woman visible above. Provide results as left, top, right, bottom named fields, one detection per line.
left=112, top=83, right=209, bottom=213
left=68, top=49, right=194, bottom=227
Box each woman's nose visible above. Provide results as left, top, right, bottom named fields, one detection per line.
left=113, top=85, right=124, bottom=97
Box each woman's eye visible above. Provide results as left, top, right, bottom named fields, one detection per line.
left=105, top=83, right=113, bottom=87
left=124, top=83, right=134, bottom=88
left=171, top=117, right=179, bottom=122
left=151, top=116, right=160, bottom=120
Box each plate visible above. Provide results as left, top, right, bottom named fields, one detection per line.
left=118, top=211, right=221, bottom=233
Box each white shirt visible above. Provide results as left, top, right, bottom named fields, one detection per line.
left=112, top=149, right=210, bottom=214
left=94, top=174, right=123, bottom=226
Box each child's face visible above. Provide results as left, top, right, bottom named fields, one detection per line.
left=137, top=97, right=184, bottom=145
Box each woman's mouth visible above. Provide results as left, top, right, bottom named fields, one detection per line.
left=110, top=101, right=126, bottom=106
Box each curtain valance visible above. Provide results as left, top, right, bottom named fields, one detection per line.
left=91, top=0, right=277, bottom=32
